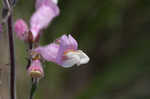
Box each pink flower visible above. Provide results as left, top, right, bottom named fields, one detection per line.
left=14, top=19, right=29, bottom=40
left=28, top=60, right=44, bottom=78
left=30, top=0, right=59, bottom=40
left=33, top=34, right=90, bottom=68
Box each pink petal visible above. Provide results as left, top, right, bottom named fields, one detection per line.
left=56, top=34, right=78, bottom=64
left=68, top=34, right=78, bottom=50
left=60, top=34, right=78, bottom=50
left=30, top=5, right=59, bottom=40
left=33, top=43, right=59, bottom=62
left=14, top=19, right=29, bottom=40
left=35, top=0, right=59, bottom=16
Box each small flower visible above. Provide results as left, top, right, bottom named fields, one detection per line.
left=14, top=19, right=29, bottom=40
left=28, top=60, right=44, bottom=78
left=30, top=0, right=59, bottom=41
left=33, top=34, right=90, bottom=68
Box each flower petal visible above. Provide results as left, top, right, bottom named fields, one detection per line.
left=62, top=54, right=80, bottom=68
left=14, top=19, right=29, bottom=40
left=68, top=34, right=78, bottom=50
left=33, top=43, right=59, bottom=62
left=30, top=5, right=59, bottom=40
left=56, top=34, right=78, bottom=64
left=63, top=50, right=89, bottom=67
left=35, top=0, right=59, bottom=16
left=77, top=50, right=90, bottom=65
left=52, top=0, right=58, bottom=4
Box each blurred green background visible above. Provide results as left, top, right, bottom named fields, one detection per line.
left=1, top=0, right=150, bottom=99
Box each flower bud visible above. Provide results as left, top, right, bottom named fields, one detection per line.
left=14, top=19, right=29, bottom=40
left=28, top=60, right=44, bottom=78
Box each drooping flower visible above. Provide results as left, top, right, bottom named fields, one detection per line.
left=14, top=19, right=29, bottom=40
left=28, top=60, right=44, bottom=78
left=30, top=0, right=60, bottom=41
left=33, top=34, right=90, bottom=68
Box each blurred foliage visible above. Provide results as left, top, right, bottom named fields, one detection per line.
left=1, top=0, right=150, bottom=99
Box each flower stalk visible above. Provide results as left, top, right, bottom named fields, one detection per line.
left=7, top=11, right=16, bottom=99
left=2, top=0, right=16, bottom=99
left=29, top=78, right=38, bottom=99
left=12, top=0, right=90, bottom=99
left=27, top=42, right=37, bottom=99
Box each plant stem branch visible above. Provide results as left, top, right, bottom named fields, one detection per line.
left=29, top=79, right=37, bottom=99
left=7, top=13, right=16, bottom=99
left=27, top=43, right=38, bottom=99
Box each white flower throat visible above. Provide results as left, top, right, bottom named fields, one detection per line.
left=52, top=0, right=58, bottom=4
left=62, top=50, right=90, bottom=68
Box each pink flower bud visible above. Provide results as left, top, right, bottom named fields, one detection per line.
left=14, top=19, right=29, bottom=40
left=28, top=60, right=44, bottom=78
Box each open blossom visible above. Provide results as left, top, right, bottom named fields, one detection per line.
left=33, top=34, right=90, bottom=68
left=30, top=0, right=60, bottom=40
left=28, top=60, right=44, bottom=78
left=14, top=19, right=29, bottom=40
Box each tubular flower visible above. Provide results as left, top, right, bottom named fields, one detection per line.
left=33, top=34, right=90, bottom=68
left=30, top=0, right=59, bottom=40
left=14, top=19, right=29, bottom=40
left=28, top=60, right=44, bottom=78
